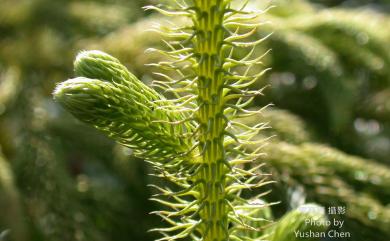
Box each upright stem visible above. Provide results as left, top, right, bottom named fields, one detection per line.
left=193, top=0, right=229, bottom=240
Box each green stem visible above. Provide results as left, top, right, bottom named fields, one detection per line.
left=193, top=0, right=229, bottom=240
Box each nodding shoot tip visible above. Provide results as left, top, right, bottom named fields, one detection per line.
left=54, top=53, right=195, bottom=163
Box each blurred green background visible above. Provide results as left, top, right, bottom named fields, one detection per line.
left=0, top=0, right=389, bottom=240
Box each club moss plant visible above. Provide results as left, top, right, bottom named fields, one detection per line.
left=54, top=1, right=278, bottom=240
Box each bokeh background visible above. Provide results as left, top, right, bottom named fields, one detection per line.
left=0, top=0, right=389, bottom=240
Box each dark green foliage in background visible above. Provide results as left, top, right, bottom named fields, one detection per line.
left=0, top=0, right=389, bottom=240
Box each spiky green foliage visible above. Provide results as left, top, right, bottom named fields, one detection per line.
left=1, top=0, right=389, bottom=240
left=54, top=0, right=273, bottom=238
